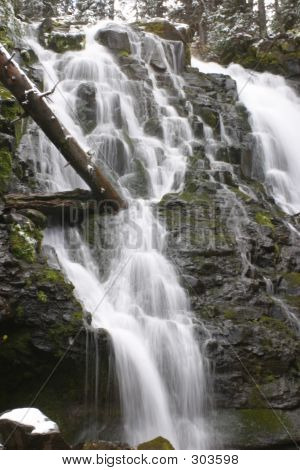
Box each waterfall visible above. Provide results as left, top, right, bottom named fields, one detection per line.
left=192, top=58, right=300, bottom=216
left=25, top=23, right=211, bottom=449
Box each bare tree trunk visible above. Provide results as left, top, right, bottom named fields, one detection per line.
left=0, top=44, right=127, bottom=211
left=258, top=0, right=267, bottom=36
left=4, top=189, right=109, bottom=221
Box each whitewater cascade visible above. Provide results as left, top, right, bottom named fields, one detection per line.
left=192, top=58, right=300, bottom=216
left=26, top=24, right=211, bottom=449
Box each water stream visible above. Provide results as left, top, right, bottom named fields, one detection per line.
left=192, top=58, right=300, bottom=216
left=25, top=23, right=211, bottom=449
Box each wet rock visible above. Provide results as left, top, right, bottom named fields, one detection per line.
left=38, top=19, right=86, bottom=53
left=121, top=62, right=149, bottom=81
left=150, top=49, right=167, bottom=72
left=137, top=19, right=190, bottom=68
left=76, top=82, right=97, bottom=134
left=192, top=105, right=220, bottom=133
left=122, top=158, right=150, bottom=198
left=192, top=118, right=204, bottom=139
left=138, top=20, right=185, bottom=43
left=144, top=118, right=164, bottom=139
left=217, top=408, right=300, bottom=449
left=46, top=32, right=86, bottom=53
left=95, top=25, right=131, bottom=54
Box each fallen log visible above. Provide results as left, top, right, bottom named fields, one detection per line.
left=0, top=44, right=127, bottom=211
left=4, top=189, right=110, bottom=223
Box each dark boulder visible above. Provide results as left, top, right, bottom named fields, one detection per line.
left=95, top=25, right=131, bottom=54
left=144, top=118, right=164, bottom=139
left=76, top=82, right=98, bottom=134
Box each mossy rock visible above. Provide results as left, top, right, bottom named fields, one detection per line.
left=282, top=272, right=300, bottom=288
left=218, top=408, right=300, bottom=448
left=0, top=25, right=14, bottom=50
left=45, top=32, right=86, bottom=53
left=238, top=409, right=291, bottom=435
left=0, top=148, right=12, bottom=193
left=9, top=221, right=42, bottom=263
left=255, top=211, right=274, bottom=229
left=138, top=21, right=184, bottom=43
left=37, top=291, right=48, bottom=303
left=137, top=436, right=174, bottom=450
left=195, top=106, right=220, bottom=132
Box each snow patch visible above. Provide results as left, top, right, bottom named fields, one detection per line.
left=0, top=408, right=59, bottom=434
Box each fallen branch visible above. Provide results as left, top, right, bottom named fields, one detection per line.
left=4, top=189, right=111, bottom=221
left=0, top=44, right=127, bottom=211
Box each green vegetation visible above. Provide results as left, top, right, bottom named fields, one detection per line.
left=118, top=49, right=130, bottom=57
left=0, top=148, right=12, bottom=193
left=42, top=267, right=67, bottom=284
left=46, top=33, right=86, bottom=53
left=257, top=315, right=295, bottom=337
left=10, top=223, right=38, bottom=263
left=255, top=211, right=274, bottom=229
left=238, top=409, right=290, bottom=433
left=0, top=26, right=14, bottom=49
left=224, top=309, right=237, bottom=320
left=37, top=291, right=48, bottom=303
left=283, top=272, right=300, bottom=287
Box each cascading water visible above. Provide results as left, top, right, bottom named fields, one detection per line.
left=192, top=58, right=300, bottom=216
left=192, top=58, right=300, bottom=332
left=25, top=23, right=212, bottom=449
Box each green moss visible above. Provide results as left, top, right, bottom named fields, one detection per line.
left=255, top=211, right=274, bottom=229
left=274, top=243, right=281, bottom=260
left=0, top=148, right=12, bottom=193
left=199, top=107, right=219, bottom=129
left=16, top=305, right=24, bottom=318
left=42, top=267, right=66, bottom=284
left=139, top=22, right=165, bottom=37
left=239, top=409, right=289, bottom=433
left=224, top=309, right=237, bottom=320
left=37, top=291, right=48, bottom=303
left=283, top=272, right=300, bottom=288
left=285, top=295, right=300, bottom=310
left=0, top=84, right=13, bottom=100
left=137, top=436, right=174, bottom=450
left=48, top=312, right=83, bottom=356
left=230, top=186, right=252, bottom=203
left=10, top=222, right=39, bottom=263
left=1, top=98, right=22, bottom=121
left=258, top=315, right=295, bottom=337
left=72, top=311, right=83, bottom=321
left=0, top=27, right=14, bottom=49
left=118, top=49, right=130, bottom=57
left=46, top=33, right=86, bottom=53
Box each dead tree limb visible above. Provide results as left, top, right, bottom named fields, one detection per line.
left=0, top=44, right=127, bottom=211
left=4, top=189, right=112, bottom=222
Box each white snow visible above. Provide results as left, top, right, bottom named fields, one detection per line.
left=0, top=408, right=59, bottom=434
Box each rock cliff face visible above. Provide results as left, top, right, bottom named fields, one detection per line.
left=0, top=2, right=300, bottom=449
